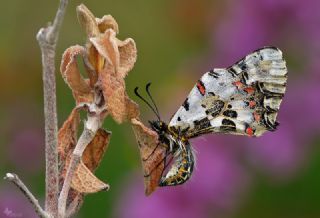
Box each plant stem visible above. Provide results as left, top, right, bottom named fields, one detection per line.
left=4, top=173, right=51, bottom=218
left=58, top=115, right=101, bottom=217
left=36, top=0, right=70, bottom=216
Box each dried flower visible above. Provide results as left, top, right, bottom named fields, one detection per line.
left=58, top=5, right=163, bottom=211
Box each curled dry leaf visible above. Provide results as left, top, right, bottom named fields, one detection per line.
left=70, top=128, right=111, bottom=193
left=60, top=45, right=93, bottom=104
left=70, top=160, right=109, bottom=193
left=76, top=4, right=100, bottom=38
left=58, top=108, right=80, bottom=166
left=98, top=65, right=126, bottom=123
left=96, top=15, right=119, bottom=34
left=82, top=128, right=111, bottom=172
left=117, top=38, right=137, bottom=79
left=131, top=118, right=166, bottom=196
left=125, top=95, right=140, bottom=121
left=58, top=109, right=110, bottom=195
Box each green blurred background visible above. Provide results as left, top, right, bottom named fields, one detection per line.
left=1, top=0, right=320, bottom=217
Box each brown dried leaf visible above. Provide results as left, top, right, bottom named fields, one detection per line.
left=96, top=15, right=119, bottom=34
left=70, top=128, right=111, bottom=193
left=117, top=38, right=137, bottom=78
left=99, top=64, right=126, bottom=123
left=58, top=108, right=80, bottom=163
left=131, top=118, right=166, bottom=195
left=60, top=45, right=94, bottom=104
left=58, top=109, right=110, bottom=194
left=125, top=95, right=140, bottom=121
left=82, top=128, right=111, bottom=171
left=71, top=161, right=109, bottom=193
left=98, top=63, right=139, bottom=123
left=77, top=4, right=100, bottom=38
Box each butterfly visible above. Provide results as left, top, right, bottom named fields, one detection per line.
left=135, top=46, right=288, bottom=187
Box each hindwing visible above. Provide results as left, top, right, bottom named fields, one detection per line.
left=168, top=47, right=287, bottom=138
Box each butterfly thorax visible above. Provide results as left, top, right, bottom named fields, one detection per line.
left=149, top=120, right=195, bottom=186
left=149, top=120, right=178, bottom=151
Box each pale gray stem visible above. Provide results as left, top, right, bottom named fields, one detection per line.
left=4, top=173, right=51, bottom=218
left=58, top=115, right=101, bottom=218
left=36, top=0, right=70, bottom=216
left=48, top=0, right=69, bottom=44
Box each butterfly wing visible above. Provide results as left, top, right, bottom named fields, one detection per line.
left=168, top=47, right=288, bottom=138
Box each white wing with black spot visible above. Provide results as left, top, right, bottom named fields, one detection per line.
left=168, top=47, right=288, bottom=138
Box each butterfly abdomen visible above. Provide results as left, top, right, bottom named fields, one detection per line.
left=159, top=141, right=194, bottom=186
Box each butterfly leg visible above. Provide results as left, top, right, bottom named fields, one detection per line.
left=142, top=142, right=162, bottom=162
left=143, top=148, right=173, bottom=178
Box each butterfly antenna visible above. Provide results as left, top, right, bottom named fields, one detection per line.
left=134, top=87, right=160, bottom=120
left=145, top=82, right=161, bottom=119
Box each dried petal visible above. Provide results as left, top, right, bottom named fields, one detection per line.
left=83, top=55, right=99, bottom=87
left=77, top=4, right=100, bottom=38
left=90, top=29, right=119, bottom=72
left=125, top=95, right=140, bottom=120
left=58, top=108, right=80, bottom=163
left=60, top=45, right=94, bottom=104
left=99, top=64, right=126, bottom=123
left=117, top=38, right=137, bottom=78
left=82, top=128, right=111, bottom=171
left=71, top=161, right=109, bottom=193
left=90, top=30, right=137, bottom=79
left=96, top=15, right=119, bottom=34
left=87, top=44, right=105, bottom=75
left=131, top=118, right=166, bottom=195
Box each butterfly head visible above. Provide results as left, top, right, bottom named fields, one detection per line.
left=149, top=120, right=168, bottom=134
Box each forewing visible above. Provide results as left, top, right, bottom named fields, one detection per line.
left=168, top=47, right=287, bottom=137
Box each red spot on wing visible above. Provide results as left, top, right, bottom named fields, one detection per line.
left=249, top=101, right=256, bottom=108
left=196, top=80, right=206, bottom=96
left=246, top=127, right=254, bottom=136
left=232, top=81, right=244, bottom=89
left=244, top=87, right=255, bottom=94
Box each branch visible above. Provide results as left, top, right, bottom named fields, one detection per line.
left=4, top=173, right=50, bottom=218
left=58, top=115, right=102, bottom=217
left=36, top=0, right=70, bottom=216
